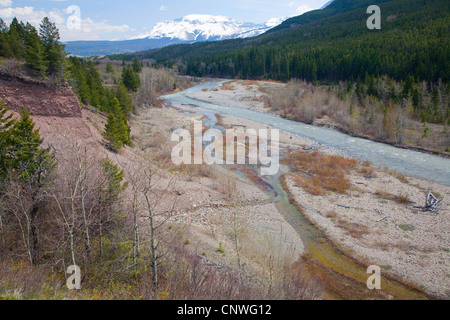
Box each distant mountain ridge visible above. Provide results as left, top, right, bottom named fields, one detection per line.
left=65, top=15, right=285, bottom=57
left=132, top=14, right=286, bottom=41
left=121, top=0, right=449, bottom=84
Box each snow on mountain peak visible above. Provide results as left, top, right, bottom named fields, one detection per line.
left=181, top=14, right=233, bottom=23
left=266, top=17, right=287, bottom=28
left=132, top=14, right=286, bottom=42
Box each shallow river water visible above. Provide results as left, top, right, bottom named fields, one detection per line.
left=163, top=81, right=450, bottom=186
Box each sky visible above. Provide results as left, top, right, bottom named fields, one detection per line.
left=0, top=0, right=331, bottom=41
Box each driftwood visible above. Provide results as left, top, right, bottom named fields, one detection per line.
left=376, top=216, right=389, bottom=222
left=414, top=192, right=442, bottom=213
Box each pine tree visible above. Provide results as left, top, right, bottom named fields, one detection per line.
left=132, top=56, right=142, bottom=73
left=24, top=23, right=47, bottom=77
left=101, top=158, right=128, bottom=206
left=122, top=65, right=140, bottom=92
left=110, top=97, right=131, bottom=146
left=103, top=112, right=122, bottom=152
left=115, top=83, right=134, bottom=115
left=10, top=108, right=44, bottom=171
left=0, top=19, right=13, bottom=58
left=0, top=100, right=16, bottom=177
left=8, top=18, right=25, bottom=59
left=106, top=62, right=114, bottom=74
left=39, top=17, right=65, bottom=79
left=99, top=158, right=128, bottom=244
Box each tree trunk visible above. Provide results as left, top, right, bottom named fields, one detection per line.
left=150, top=216, right=157, bottom=285
left=81, top=197, right=91, bottom=260
left=30, top=203, right=39, bottom=265
left=99, top=219, right=103, bottom=257
left=132, top=194, right=140, bottom=274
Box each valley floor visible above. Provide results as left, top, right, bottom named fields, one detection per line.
left=26, top=79, right=449, bottom=300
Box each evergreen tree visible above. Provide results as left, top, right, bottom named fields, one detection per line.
left=101, top=158, right=128, bottom=206
left=70, top=57, right=91, bottom=104
left=132, top=56, right=142, bottom=73
left=8, top=18, right=25, bottom=59
left=115, top=82, right=134, bottom=115
left=24, top=23, right=47, bottom=76
left=39, top=17, right=65, bottom=79
left=121, top=65, right=140, bottom=92
left=103, top=112, right=122, bottom=152
left=110, top=97, right=131, bottom=146
left=106, top=62, right=114, bottom=73
left=100, top=158, right=128, bottom=237
left=0, top=19, right=13, bottom=58
left=0, top=100, right=16, bottom=177
left=0, top=106, right=54, bottom=181
left=9, top=109, right=44, bottom=171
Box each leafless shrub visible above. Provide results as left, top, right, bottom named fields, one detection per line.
left=213, top=173, right=237, bottom=199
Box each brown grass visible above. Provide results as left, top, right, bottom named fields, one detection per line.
left=326, top=210, right=337, bottom=218
left=242, top=80, right=258, bottom=86
left=288, top=151, right=357, bottom=195
left=222, top=81, right=236, bottom=91
left=384, top=169, right=409, bottom=184
left=295, top=175, right=325, bottom=196
left=375, top=189, right=411, bottom=204
left=251, top=94, right=263, bottom=101
left=359, top=166, right=375, bottom=176
left=359, top=161, right=375, bottom=176
left=337, top=218, right=369, bottom=239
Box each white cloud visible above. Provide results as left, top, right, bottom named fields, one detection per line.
left=0, top=6, right=64, bottom=25
left=0, top=6, right=133, bottom=41
left=0, top=0, right=12, bottom=8
left=296, top=5, right=314, bottom=15
left=60, top=18, right=133, bottom=41
left=159, top=5, right=167, bottom=11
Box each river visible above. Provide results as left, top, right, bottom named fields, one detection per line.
left=162, top=80, right=444, bottom=299
left=163, top=80, right=450, bottom=186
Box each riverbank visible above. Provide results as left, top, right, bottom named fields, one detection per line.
left=212, top=110, right=448, bottom=299
left=180, top=80, right=449, bottom=299
left=283, top=170, right=449, bottom=299
left=187, top=80, right=450, bottom=159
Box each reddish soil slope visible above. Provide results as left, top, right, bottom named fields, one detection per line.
left=0, top=73, right=82, bottom=118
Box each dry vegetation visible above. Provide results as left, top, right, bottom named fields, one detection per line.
left=222, top=81, right=236, bottom=91
left=0, top=131, right=322, bottom=300
left=265, top=80, right=449, bottom=154
left=282, top=155, right=449, bottom=299
left=287, top=151, right=357, bottom=195
left=374, top=189, right=411, bottom=204
left=94, top=59, right=200, bottom=107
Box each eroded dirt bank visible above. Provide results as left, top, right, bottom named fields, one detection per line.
left=0, top=73, right=82, bottom=118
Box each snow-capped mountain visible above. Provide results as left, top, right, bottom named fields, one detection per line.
left=132, top=14, right=286, bottom=42
left=65, top=15, right=285, bottom=56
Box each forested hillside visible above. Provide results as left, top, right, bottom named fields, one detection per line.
left=118, top=0, right=449, bottom=84
left=0, top=17, right=66, bottom=80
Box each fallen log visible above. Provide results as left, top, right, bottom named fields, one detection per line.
left=414, top=192, right=442, bottom=213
